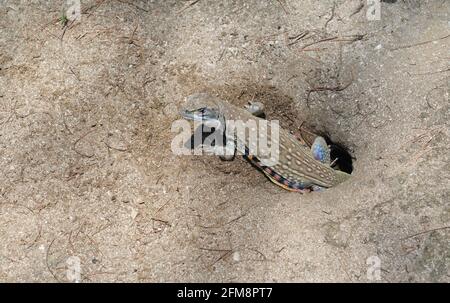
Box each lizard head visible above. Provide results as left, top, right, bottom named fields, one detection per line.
left=180, top=93, right=223, bottom=127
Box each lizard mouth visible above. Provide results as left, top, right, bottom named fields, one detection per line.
left=180, top=109, right=202, bottom=121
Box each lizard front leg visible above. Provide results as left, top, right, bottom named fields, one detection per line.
left=218, top=136, right=236, bottom=161
left=218, top=115, right=236, bottom=161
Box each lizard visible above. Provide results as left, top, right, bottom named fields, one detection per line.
left=180, top=93, right=351, bottom=193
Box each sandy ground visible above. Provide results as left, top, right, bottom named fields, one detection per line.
left=0, top=0, right=449, bottom=282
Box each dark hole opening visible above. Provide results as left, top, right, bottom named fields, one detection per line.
left=322, top=136, right=354, bottom=174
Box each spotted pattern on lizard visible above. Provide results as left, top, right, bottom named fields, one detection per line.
left=180, top=93, right=351, bottom=192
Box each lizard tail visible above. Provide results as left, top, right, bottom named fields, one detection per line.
left=333, top=170, right=351, bottom=186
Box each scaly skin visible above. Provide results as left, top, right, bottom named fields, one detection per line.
left=180, top=93, right=351, bottom=192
